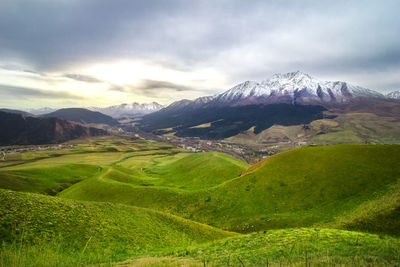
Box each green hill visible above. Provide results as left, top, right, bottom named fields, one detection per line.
left=0, top=189, right=234, bottom=266
left=58, top=151, right=249, bottom=201
left=1, top=139, right=400, bottom=266
left=60, top=145, right=400, bottom=235
left=0, top=164, right=99, bottom=194
left=194, top=144, right=400, bottom=232
left=133, top=228, right=400, bottom=266
left=148, top=152, right=249, bottom=190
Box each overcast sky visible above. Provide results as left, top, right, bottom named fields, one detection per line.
left=1, top=0, right=399, bottom=109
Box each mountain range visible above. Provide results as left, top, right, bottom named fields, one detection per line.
left=0, top=108, right=31, bottom=116
left=163, top=71, right=387, bottom=111
left=2, top=71, right=399, bottom=142
left=137, top=71, right=400, bottom=139
left=42, top=108, right=119, bottom=126
left=89, top=102, right=164, bottom=118
left=0, top=111, right=107, bottom=145
left=26, top=107, right=56, bottom=115
left=387, top=90, right=400, bottom=99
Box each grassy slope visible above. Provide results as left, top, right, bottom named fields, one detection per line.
left=1, top=139, right=400, bottom=266
left=311, top=113, right=400, bottom=144
left=59, top=152, right=249, bottom=200
left=147, top=152, right=249, bottom=190
left=225, top=112, right=400, bottom=152
left=61, top=145, right=400, bottom=235
left=0, top=164, right=99, bottom=194
left=0, top=189, right=234, bottom=265
left=196, top=145, right=400, bottom=232
left=150, top=228, right=400, bottom=266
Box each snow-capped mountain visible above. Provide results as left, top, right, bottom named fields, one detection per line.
left=213, top=71, right=383, bottom=106
left=159, top=71, right=384, bottom=111
left=139, top=71, right=398, bottom=139
left=91, top=102, right=164, bottom=118
left=164, top=96, right=217, bottom=112
left=386, top=90, right=400, bottom=99
left=25, top=107, right=56, bottom=115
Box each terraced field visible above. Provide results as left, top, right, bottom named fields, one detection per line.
left=1, top=136, right=399, bottom=266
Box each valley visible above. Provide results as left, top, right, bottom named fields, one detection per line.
left=1, top=71, right=400, bottom=267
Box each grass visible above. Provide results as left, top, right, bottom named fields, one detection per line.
left=226, top=112, right=400, bottom=153
left=226, top=124, right=303, bottom=145
left=2, top=152, right=125, bottom=170
left=160, top=228, right=400, bottom=266
left=60, top=144, right=400, bottom=235
left=1, top=137, right=400, bottom=266
left=0, top=164, right=99, bottom=193
left=147, top=152, right=249, bottom=190
left=311, top=113, right=400, bottom=144
left=0, top=189, right=234, bottom=265
left=58, top=151, right=249, bottom=202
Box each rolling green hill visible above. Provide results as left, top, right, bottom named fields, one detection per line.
left=0, top=164, right=99, bottom=194
left=0, top=189, right=234, bottom=266
left=1, top=138, right=400, bottom=266
left=148, top=152, right=249, bottom=190
left=60, top=144, right=400, bottom=235
left=58, top=151, right=250, bottom=202
left=139, top=228, right=400, bottom=266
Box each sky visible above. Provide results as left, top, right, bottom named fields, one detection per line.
left=0, top=0, right=399, bottom=109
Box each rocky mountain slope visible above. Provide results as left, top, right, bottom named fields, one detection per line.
left=0, top=111, right=107, bottom=145
left=0, top=108, right=31, bottom=116
left=42, top=108, right=119, bottom=126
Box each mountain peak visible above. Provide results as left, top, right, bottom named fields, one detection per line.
left=89, top=102, right=164, bottom=118
left=205, top=71, right=384, bottom=107
left=386, top=90, right=400, bottom=99
left=272, top=71, right=313, bottom=80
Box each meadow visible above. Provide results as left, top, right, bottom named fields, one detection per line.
left=0, top=136, right=399, bottom=266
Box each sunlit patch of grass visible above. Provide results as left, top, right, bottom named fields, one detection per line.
left=0, top=164, right=99, bottom=193
left=0, top=189, right=234, bottom=265
left=167, top=228, right=400, bottom=266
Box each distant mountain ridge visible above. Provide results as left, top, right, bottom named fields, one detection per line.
left=0, top=108, right=31, bottom=116
left=42, top=108, right=119, bottom=126
left=163, top=71, right=385, bottom=111
left=90, top=102, right=164, bottom=118
left=0, top=111, right=107, bottom=145
left=386, top=90, right=400, bottom=99
left=25, top=107, right=56, bottom=115
left=138, top=71, right=397, bottom=139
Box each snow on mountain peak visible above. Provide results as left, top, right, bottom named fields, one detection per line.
left=90, top=102, right=164, bottom=118
left=212, top=71, right=384, bottom=106
left=386, top=90, right=400, bottom=99
left=271, top=71, right=313, bottom=81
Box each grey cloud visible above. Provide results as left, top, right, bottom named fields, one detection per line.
left=108, top=84, right=126, bottom=92
left=0, top=0, right=399, bottom=92
left=0, top=84, right=84, bottom=100
left=136, top=79, right=193, bottom=92
left=0, top=64, right=44, bottom=75
left=108, top=79, right=196, bottom=97
left=64, top=74, right=103, bottom=83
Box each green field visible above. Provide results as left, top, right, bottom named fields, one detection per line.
left=0, top=189, right=233, bottom=266
left=60, top=144, right=400, bottom=234
left=1, top=136, right=399, bottom=266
